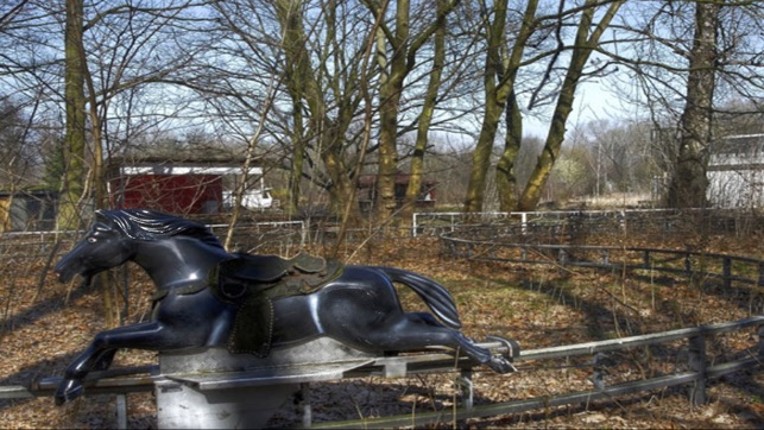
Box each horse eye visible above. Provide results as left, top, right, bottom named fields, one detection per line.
left=87, top=237, right=97, bottom=243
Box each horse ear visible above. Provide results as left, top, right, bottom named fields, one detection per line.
left=94, top=209, right=112, bottom=224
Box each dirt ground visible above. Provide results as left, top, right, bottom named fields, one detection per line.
left=1, top=227, right=763, bottom=429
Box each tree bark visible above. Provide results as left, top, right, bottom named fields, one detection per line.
left=62, top=0, right=121, bottom=327
left=275, top=0, right=360, bottom=223
left=495, top=0, right=538, bottom=212
left=367, top=0, right=460, bottom=223
left=464, top=0, right=510, bottom=213
left=399, top=0, right=448, bottom=233
left=496, top=91, right=523, bottom=211
left=667, top=0, right=719, bottom=209
left=276, top=0, right=309, bottom=217
left=374, top=0, right=409, bottom=223
left=58, top=0, right=87, bottom=231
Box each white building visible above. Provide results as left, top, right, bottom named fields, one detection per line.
left=707, top=133, right=764, bottom=208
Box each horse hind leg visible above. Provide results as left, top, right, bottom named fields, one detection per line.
left=367, top=316, right=513, bottom=374
left=449, top=331, right=514, bottom=373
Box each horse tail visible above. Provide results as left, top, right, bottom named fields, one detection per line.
left=377, top=267, right=462, bottom=330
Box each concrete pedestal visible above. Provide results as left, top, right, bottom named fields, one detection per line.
left=155, top=379, right=298, bottom=429
left=155, top=338, right=374, bottom=429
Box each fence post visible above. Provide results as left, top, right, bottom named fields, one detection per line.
left=619, top=210, right=626, bottom=233
left=558, top=248, right=568, bottom=265
left=116, top=394, right=127, bottom=430
left=590, top=353, right=607, bottom=391
left=688, top=333, right=707, bottom=406
left=300, top=383, right=312, bottom=428
left=455, top=368, right=474, bottom=411
left=722, top=257, right=732, bottom=289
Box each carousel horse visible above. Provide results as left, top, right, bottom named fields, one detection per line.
left=53, top=209, right=512, bottom=404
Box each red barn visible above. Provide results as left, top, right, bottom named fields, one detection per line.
left=108, top=159, right=264, bottom=215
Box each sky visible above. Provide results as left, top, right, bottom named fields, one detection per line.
left=523, top=79, right=633, bottom=139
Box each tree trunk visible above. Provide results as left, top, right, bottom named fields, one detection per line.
left=495, top=0, right=538, bottom=212
left=276, top=0, right=308, bottom=217
left=399, top=0, right=448, bottom=233
left=464, top=96, right=503, bottom=212
left=277, top=0, right=361, bottom=225
left=369, top=0, right=460, bottom=224
left=58, top=0, right=87, bottom=231
left=667, top=0, right=719, bottom=209
left=374, top=0, right=409, bottom=223
left=464, top=0, right=509, bottom=213
left=518, top=0, right=624, bottom=211
left=63, top=0, right=121, bottom=327
left=496, top=91, right=523, bottom=211
left=286, top=108, right=306, bottom=217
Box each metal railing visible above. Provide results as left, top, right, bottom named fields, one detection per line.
left=310, top=316, right=764, bottom=429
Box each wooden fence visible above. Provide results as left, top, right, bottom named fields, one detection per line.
left=441, top=231, right=764, bottom=292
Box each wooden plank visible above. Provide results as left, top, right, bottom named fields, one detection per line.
left=0, top=385, right=34, bottom=400
left=167, top=341, right=516, bottom=390
left=171, top=360, right=375, bottom=390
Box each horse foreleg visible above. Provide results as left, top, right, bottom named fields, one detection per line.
left=55, top=321, right=166, bottom=405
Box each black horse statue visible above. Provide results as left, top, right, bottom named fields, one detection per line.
left=53, top=209, right=512, bottom=404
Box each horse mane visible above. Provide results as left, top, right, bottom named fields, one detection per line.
left=97, top=209, right=225, bottom=249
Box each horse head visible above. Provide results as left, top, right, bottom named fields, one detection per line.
left=55, top=210, right=135, bottom=284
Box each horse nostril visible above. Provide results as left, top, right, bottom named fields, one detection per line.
left=54, top=260, right=68, bottom=274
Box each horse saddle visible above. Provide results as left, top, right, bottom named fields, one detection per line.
left=215, top=251, right=343, bottom=300
left=211, top=252, right=344, bottom=357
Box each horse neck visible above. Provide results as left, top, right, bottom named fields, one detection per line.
left=131, top=237, right=231, bottom=290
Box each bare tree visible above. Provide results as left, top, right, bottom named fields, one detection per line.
left=517, top=0, right=625, bottom=210
left=601, top=1, right=764, bottom=208
left=463, top=0, right=514, bottom=213
left=208, top=0, right=377, bottom=227
left=463, top=0, right=539, bottom=213
left=398, top=0, right=450, bottom=231
left=460, top=0, right=624, bottom=212
left=364, top=0, right=461, bottom=223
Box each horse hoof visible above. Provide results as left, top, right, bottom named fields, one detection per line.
left=487, top=356, right=516, bottom=374
left=54, top=379, right=83, bottom=405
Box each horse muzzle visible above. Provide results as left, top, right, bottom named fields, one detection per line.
left=54, top=260, right=79, bottom=283
left=54, top=253, right=91, bottom=284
